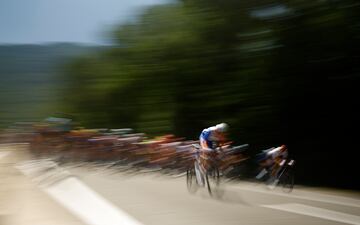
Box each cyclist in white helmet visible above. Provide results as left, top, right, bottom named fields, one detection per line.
left=196, top=123, right=230, bottom=177
left=199, top=123, right=229, bottom=151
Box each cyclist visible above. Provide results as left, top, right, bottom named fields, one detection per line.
left=197, top=123, right=229, bottom=174
left=199, top=123, right=229, bottom=151
left=256, top=144, right=288, bottom=184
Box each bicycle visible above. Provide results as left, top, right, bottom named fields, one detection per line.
left=276, top=159, right=295, bottom=192
left=186, top=144, right=222, bottom=197
left=256, top=158, right=295, bottom=192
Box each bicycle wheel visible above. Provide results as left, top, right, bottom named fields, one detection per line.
left=205, top=167, right=222, bottom=197
left=194, top=160, right=205, bottom=187
left=280, top=167, right=294, bottom=193
left=186, top=165, right=198, bottom=193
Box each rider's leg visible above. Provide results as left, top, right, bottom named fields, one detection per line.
left=256, top=167, right=268, bottom=179
left=256, top=157, right=272, bottom=179
left=271, top=158, right=286, bottom=178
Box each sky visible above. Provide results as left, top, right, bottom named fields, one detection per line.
left=0, top=0, right=169, bottom=45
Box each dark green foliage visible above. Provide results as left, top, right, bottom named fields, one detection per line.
left=64, top=1, right=360, bottom=188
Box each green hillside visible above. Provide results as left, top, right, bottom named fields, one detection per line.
left=0, top=43, right=99, bottom=128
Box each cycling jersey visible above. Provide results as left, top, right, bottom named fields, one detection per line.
left=256, top=145, right=288, bottom=167
left=199, top=126, right=224, bottom=150
left=267, top=146, right=288, bottom=160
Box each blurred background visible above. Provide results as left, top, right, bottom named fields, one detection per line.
left=1, top=0, right=359, bottom=189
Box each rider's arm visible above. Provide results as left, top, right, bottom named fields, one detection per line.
left=200, top=139, right=212, bottom=151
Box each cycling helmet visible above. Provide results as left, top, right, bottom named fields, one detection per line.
left=215, top=123, right=229, bottom=132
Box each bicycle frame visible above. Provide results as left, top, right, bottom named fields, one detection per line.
left=275, top=159, right=295, bottom=192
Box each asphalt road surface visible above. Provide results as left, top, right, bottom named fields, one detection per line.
left=1, top=144, right=359, bottom=225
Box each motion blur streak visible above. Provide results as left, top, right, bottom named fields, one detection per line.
left=1, top=0, right=360, bottom=225
left=262, top=203, right=360, bottom=225
left=45, top=177, right=144, bottom=225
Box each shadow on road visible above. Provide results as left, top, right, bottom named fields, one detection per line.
left=189, top=186, right=253, bottom=206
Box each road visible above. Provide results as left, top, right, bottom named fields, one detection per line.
left=1, top=144, right=359, bottom=225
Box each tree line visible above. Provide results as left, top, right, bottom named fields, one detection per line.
left=64, top=0, right=360, bottom=188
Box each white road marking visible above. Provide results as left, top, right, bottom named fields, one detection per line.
left=15, top=159, right=57, bottom=177
left=233, top=184, right=360, bottom=208
left=16, top=160, right=145, bottom=225
left=263, top=203, right=360, bottom=225
left=0, top=151, right=10, bottom=160
left=0, top=143, right=29, bottom=147
left=45, top=177, right=144, bottom=225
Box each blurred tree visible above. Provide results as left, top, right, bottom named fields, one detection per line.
left=64, top=0, right=360, bottom=188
